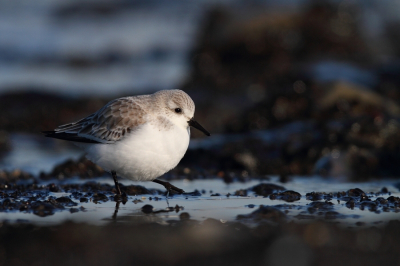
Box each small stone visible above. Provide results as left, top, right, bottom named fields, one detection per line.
left=141, top=204, right=154, bottom=214
left=80, top=197, right=88, bottom=203
left=179, top=212, right=190, bottom=221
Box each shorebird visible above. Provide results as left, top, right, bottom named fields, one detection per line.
left=43, top=90, right=210, bottom=196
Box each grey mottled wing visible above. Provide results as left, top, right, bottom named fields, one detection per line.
left=47, top=97, right=147, bottom=143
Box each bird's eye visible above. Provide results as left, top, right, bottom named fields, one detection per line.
left=174, top=108, right=182, bottom=113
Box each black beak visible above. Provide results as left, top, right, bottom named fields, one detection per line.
left=188, top=118, right=210, bottom=136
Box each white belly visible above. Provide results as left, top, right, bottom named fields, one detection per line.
left=79, top=123, right=190, bottom=181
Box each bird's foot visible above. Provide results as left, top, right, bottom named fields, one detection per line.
left=153, top=179, right=185, bottom=195
left=166, top=183, right=185, bottom=194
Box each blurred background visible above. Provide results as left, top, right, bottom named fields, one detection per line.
left=3, top=2, right=400, bottom=266
left=1, top=0, right=400, bottom=181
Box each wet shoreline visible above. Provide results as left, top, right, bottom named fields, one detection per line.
left=2, top=177, right=400, bottom=266
left=1, top=176, right=399, bottom=228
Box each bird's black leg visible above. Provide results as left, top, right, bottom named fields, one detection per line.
left=111, top=171, right=122, bottom=195
left=112, top=201, right=120, bottom=220
left=153, top=179, right=185, bottom=194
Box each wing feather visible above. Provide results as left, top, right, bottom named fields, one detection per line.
left=44, top=97, right=148, bottom=143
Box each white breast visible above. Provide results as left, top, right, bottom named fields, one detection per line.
left=80, top=123, right=190, bottom=181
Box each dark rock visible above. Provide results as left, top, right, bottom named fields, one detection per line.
left=269, top=190, right=301, bottom=202
left=251, top=183, right=285, bottom=196
left=306, top=192, right=330, bottom=201
left=179, top=212, right=190, bottom=221
left=360, top=201, right=378, bottom=211
left=1, top=198, right=17, bottom=210
left=234, top=189, right=247, bottom=197
left=92, top=193, right=108, bottom=203
left=141, top=205, right=154, bottom=214
left=387, top=196, right=400, bottom=205
left=347, top=188, right=366, bottom=197
left=70, top=191, right=83, bottom=199
left=31, top=202, right=57, bottom=217
left=375, top=197, right=388, bottom=205
left=56, top=197, right=78, bottom=207
left=9, top=190, right=21, bottom=199
left=380, top=187, right=389, bottom=193
left=80, top=197, right=88, bottom=203
left=347, top=188, right=369, bottom=201
left=47, top=183, right=60, bottom=192
left=19, top=203, right=29, bottom=211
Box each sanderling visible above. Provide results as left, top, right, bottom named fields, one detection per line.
left=43, top=89, right=210, bottom=196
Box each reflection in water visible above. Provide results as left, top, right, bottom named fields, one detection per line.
left=112, top=202, right=120, bottom=221
left=109, top=198, right=180, bottom=224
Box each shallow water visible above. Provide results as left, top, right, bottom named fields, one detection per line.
left=1, top=177, right=399, bottom=228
